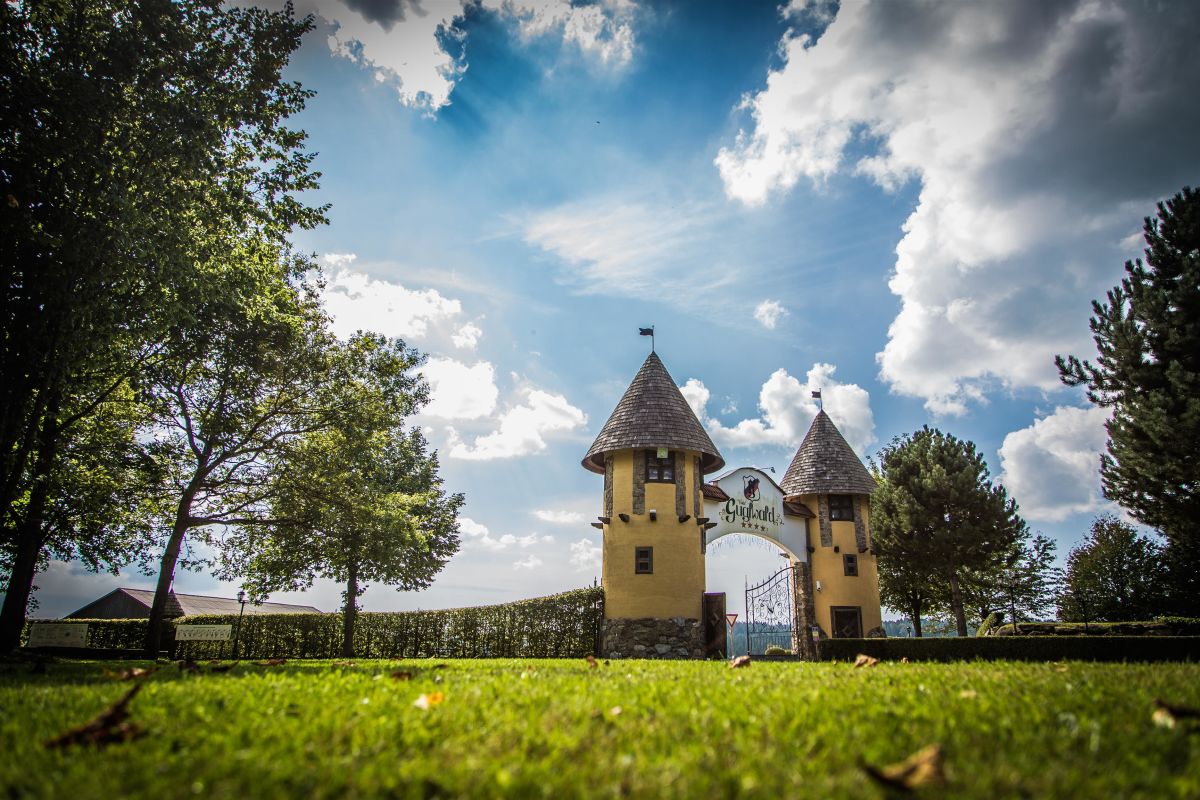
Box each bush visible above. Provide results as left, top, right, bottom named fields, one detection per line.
left=174, top=587, right=604, bottom=660
left=20, top=619, right=153, bottom=651
left=976, top=612, right=1003, bottom=637
left=818, top=636, right=1200, bottom=662
left=763, top=644, right=791, bottom=656
left=993, top=619, right=1200, bottom=637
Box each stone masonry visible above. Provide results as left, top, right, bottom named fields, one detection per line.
left=602, top=617, right=704, bottom=659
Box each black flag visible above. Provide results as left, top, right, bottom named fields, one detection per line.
left=811, top=390, right=821, bottom=399
left=639, top=327, right=654, bottom=336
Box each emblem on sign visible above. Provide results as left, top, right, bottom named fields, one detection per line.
left=743, top=475, right=761, bottom=501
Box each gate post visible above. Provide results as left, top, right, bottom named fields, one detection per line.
left=702, top=592, right=727, bottom=659
left=791, top=561, right=817, bottom=660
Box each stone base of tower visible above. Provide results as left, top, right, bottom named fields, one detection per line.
left=601, top=617, right=704, bottom=659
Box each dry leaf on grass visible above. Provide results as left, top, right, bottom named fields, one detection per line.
left=853, top=654, right=879, bottom=669
left=1153, top=698, right=1200, bottom=730
left=102, top=667, right=156, bottom=681
left=585, top=655, right=598, bottom=669
left=958, top=689, right=978, bottom=699
left=860, top=744, right=945, bottom=793
left=45, top=684, right=145, bottom=750
left=255, top=659, right=287, bottom=667
left=730, top=655, right=752, bottom=669
left=899, top=657, right=910, bottom=664
left=391, top=670, right=413, bottom=681
left=413, top=692, right=445, bottom=710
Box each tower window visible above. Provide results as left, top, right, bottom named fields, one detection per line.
left=635, top=546, right=653, bottom=574
left=645, top=450, right=675, bottom=483
left=829, top=494, right=855, bottom=521
left=843, top=554, right=858, bottom=577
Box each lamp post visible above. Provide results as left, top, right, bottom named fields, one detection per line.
left=233, top=590, right=247, bottom=660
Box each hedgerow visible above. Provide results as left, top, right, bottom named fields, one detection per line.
left=174, top=586, right=604, bottom=660
left=20, top=618, right=152, bottom=651
left=819, top=635, right=1200, bottom=662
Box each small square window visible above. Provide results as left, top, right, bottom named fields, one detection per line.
left=829, top=495, right=855, bottom=521
left=646, top=450, right=675, bottom=483
left=635, top=546, right=653, bottom=574
left=843, top=554, right=858, bottom=577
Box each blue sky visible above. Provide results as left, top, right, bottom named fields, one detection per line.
left=35, top=0, right=1200, bottom=620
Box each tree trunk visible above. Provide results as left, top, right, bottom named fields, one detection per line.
left=948, top=570, right=968, bottom=637
left=342, top=564, right=358, bottom=659
left=0, top=394, right=59, bottom=652
left=910, top=606, right=923, bottom=638
left=144, top=485, right=199, bottom=657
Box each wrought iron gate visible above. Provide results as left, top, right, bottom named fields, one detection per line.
left=745, top=566, right=794, bottom=655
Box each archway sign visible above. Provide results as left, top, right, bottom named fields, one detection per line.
left=704, top=467, right=807, bottom=561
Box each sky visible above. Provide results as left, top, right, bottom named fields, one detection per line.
left=33, top=0, right=1200, bottom=621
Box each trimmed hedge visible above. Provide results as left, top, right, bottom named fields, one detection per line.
left=175, top=586, right=605, bottom=660
left=21, top=618, right=155, bottom=651
left=992, top=619, right=1200, bottom=637
left=819, top=635, right=1200, bottom=663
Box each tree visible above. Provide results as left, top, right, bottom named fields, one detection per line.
left=960, top=533, right=1060, bottom=630
left=0, top=0, right=324, bottom=651
left=1056, top=188, right=1200, bottom=593
left=872, top=469, right=944, bottom=637
left=1058, top=514, right=1168, bottom=622
left=221, top=335, right=463, bottom=658
left=872, top=427, right=1027, bottom=637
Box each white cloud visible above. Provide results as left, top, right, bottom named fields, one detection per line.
left=317, top=0, right=638, bottom=112
left=458, top=516, right=553, bottom=552
left=685, top=363, right=875, bottom=455
left=451, top=322, right=483, bottom=350
left=999, top=405, right=1110, bottom=522
left=753, top=300, right=788, bottom=330
left=513, top=555, right=544, bottom=570
left=717, top=0, right=1200, bottom=413
left=532, top=509, right=585, bottom=524
left=421, top=358, right=499, bottom=420
left=569, top=538, right=601, bottom=572
left=447, top=387, right=587, bottom=460
left=320, top=255, right=463, bottom=341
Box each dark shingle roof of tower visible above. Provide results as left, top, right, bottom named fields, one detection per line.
left=583, top=352, right=724, bottom=474
left=780, top=410, right=876, bottom=496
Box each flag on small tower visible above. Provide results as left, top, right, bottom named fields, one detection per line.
left=639, top=326, right=654, bottom=352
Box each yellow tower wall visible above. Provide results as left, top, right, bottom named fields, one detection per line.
left=801, top=494, right=883, bottom=637
left=602, top=449, right=705, bottom=620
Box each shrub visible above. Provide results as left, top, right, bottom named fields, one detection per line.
left=818, top=636, right=1200, bottom=662
left=763, top=644, right=791, bottom=656
left=20, top=619, right=153, bottom=651
left=174, top=586, right=604, bottom=660
left=976, top=612, right=1003, bottom=637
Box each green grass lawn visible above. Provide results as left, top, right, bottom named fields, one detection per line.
left=2, top=657, right=1198, bottom=798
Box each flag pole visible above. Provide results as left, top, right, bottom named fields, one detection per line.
left=639, top=325, right=655, bottom=352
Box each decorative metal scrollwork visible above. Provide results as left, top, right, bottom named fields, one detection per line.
left=745, top=566, right=794, bottom=655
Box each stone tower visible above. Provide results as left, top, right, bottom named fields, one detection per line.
left=582, top=352, right=724, bottom=658
left=780, top=410, right=883, bottom=639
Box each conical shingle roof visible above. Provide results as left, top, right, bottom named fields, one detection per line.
left=583, top=352, right=724, bottom=474
left=780, top=410, right=876, bottom=495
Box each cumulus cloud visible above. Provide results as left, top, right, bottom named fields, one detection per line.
left=317, top=0, right=638, bottom=112
left=532, top=509, right=585, bottom=524
left=513, top=555, right=544, bottom=570
left=569, top=538, right=601, bottom=572
left=717, top=0, right=1200, bottom=413
left=684, top=363, right=875, bottom=455
left=999, top=405, right=1110, bottom=522
left=320, top=254, right=464, bottom=341
left=459, top=517, right=554, bottom=552
left=451, top=322, right=483, bottom=350
left=421, top=358, right=499, bottom=420
left=447, top=387, right=587, bottom=460
left=753, top=300, right=788, bottom=330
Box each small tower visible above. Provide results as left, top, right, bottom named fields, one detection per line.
left=582, top=352, right=724, bottom=658
left=780, top=410, right=883, bottom=639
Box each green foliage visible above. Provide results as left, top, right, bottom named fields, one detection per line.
left=872, top=427, right=1028, bottom=636
left=993, top=620, right=1200, bottom=637
left=1057, top=187, right=1200, bottom=548
left=763, top=644, right=791, bottom=655
left=820, top=636, right=1200, bottom=662
left=19, top=619, right=150, bottom=651
left=976, top=612, right=1003, bottom=637
left=1058, top=514, right=1169, bottom=622
left=3, top=659, right=1200, bottom=798
left=174, top=587, right=604, bottom=660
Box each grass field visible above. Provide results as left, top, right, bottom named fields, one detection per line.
left=2, top=657, right=1199, bottom=798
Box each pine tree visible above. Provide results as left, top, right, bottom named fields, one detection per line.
left=1056, top=188, right=1200, bottom=545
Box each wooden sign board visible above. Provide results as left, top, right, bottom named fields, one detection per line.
left=175, top=624, right=233, bottom=642
left=27, top=623, right=88, bottom=648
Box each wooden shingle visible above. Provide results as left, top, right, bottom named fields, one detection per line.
left=780, top=410, right=876, bottom=496
left=583, top=352, right=724, bottom=474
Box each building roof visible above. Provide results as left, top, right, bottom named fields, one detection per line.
left=780, top=410, right=877, bottom=496
left=65, top=588, right=323, bottom=619
left=583, top=352, right=724, bottom=474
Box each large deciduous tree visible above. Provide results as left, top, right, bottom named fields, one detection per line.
left=221, top=335, right=463, bottom=658
left=1058, top=515, right=1168, bottom=622
left=0, top=0, right=324, bottom=651
left=872, top=427, right=1028, bottom=637
left=1056, top=187, right=1200, bottom=612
